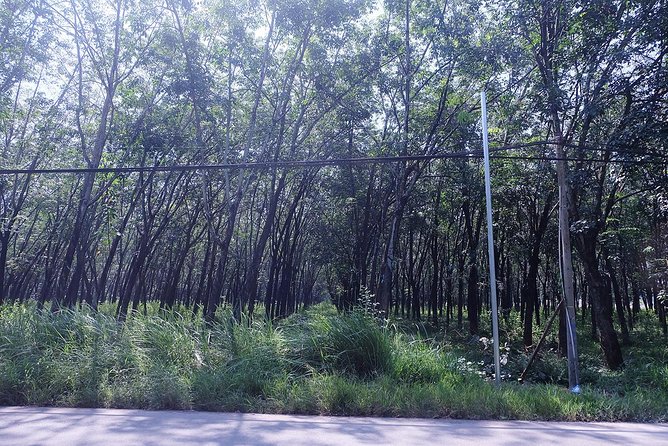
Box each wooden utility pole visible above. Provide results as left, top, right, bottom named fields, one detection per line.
left=554, top=136, right=580, bottom=392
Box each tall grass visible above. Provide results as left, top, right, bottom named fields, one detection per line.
left=0, top=301, right=666, bottom=421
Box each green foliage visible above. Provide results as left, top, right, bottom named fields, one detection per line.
left=392, top=338, right=459, bottom=384
left=317, top=310, right=393, bottom=378
left=1, top=302, right=667, bottom=421
left=198, top=317, right=292, bottom=401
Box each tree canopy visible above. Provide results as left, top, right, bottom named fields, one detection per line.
left=1, top=0, right=666, bottom=371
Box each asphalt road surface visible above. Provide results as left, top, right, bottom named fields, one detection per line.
left=1, top=406, right=667, bottom=446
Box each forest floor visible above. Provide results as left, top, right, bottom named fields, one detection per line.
left=0, top=301, right=667, bottom=422
left=2, top=406, right=667, bottom=446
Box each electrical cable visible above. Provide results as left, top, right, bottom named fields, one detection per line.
left=0, top=141, right=665, bottom=176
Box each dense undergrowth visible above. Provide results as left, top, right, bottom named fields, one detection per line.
left=0, top=301, right=666, bottom=421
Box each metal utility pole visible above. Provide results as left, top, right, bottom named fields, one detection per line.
left=481, top=91, right=501, bottom=386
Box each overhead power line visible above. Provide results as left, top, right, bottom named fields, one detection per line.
left=0, top=142, right=665, bottom=176
left=62, top=140, right=668, bottom=158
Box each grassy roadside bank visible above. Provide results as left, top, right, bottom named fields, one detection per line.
left=0, top=302, right=666, bottom=422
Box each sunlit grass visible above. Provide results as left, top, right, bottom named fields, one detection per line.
left=0, top=301, right=666, bottom=421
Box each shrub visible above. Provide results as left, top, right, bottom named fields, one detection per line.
left=393, top=340, right=459, bottom=384
left=320, top=310, right=393, bottom=378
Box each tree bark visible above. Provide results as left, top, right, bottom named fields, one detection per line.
left=575, top=230, right=624, bottom=369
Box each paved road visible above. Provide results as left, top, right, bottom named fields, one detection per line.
left=1, top=406, right=667, bottom=446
